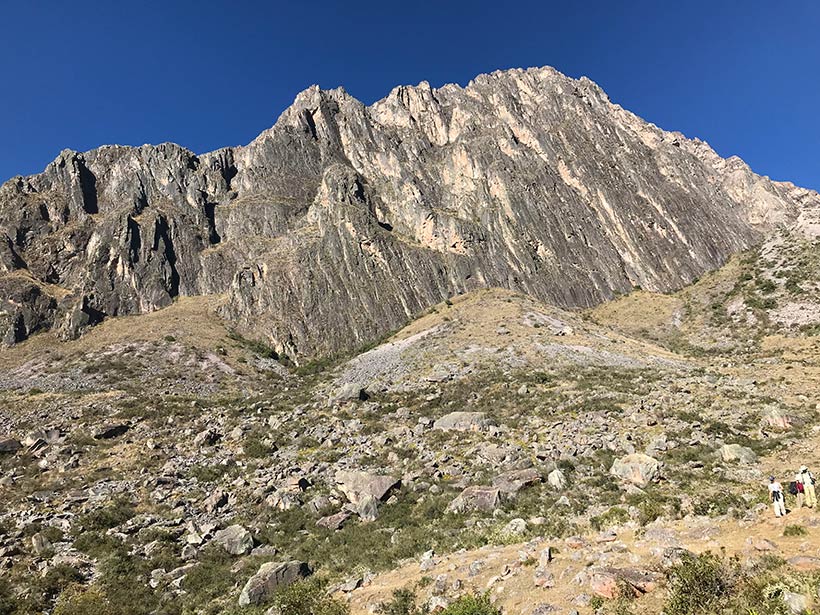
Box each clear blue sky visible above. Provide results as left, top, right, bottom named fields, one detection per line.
left=1, top=1, right=818, bottom=190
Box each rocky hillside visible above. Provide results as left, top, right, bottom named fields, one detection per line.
left=2, top=266, right=820, bottom=614
left=2, top=66, right=818, bottom=360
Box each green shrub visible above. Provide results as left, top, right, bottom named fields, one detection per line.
left=693, top=492, right=747, bottom=517
left=664, top=552, right=793, bottom=615
left=665, top=552, right=733, bottom=615
left=271, top=578, right=348, bottom=615
left=590, top=506, right=629, bottom=531
left=377, top=589, right=429, bottom=615
left=0, top=577, right=18, bottom=613
left=783, top=524, right=808, bottom=537
left=243, top=432, right=274, bottom=458
left=78, top=498, right=135, bottom=531
left=440, top=593, right=501, bottom=615
left=53, top=585, right=111, bottom=615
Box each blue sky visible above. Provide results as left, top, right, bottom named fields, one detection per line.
left=0, top=1, right=818, bottom=190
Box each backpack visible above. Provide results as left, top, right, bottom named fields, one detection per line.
left=788, top=481, right=799, bottom=496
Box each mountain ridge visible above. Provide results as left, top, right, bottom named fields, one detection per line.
left=1, top=66, right=818, bottom=361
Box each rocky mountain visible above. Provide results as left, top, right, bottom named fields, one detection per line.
left=2, top=66, right=818, bottom=360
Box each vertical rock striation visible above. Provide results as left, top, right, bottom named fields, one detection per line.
left=1, top=66, right=817, bottom=358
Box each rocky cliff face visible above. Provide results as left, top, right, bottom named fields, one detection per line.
left=1, top=66, right=817, bottom=359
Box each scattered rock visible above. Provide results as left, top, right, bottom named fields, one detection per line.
left=317, top=511, right=352, bottom=531
left=493, top=468, right=542, bottom=494
left=433, top=412, right=492, bottom=431
left=547, top=468, right=566, bottom=490
left=720, top=444, right=757, bottom=465
left=783, top=590, right=809, bottom=614
left=610, top=454, right=661, bottom=487
left=447, top=486, right=501, bottom=513
left=213, top=525, right=254, bottom=556
left=356, top=494, right=380, bottom=522
left=238, top=560, right=312, bottom=606
left=0, top=438, right=21, bottom=454
left=335, top=470, right=400, bottom=505
left=330, top=383, right=368, bottom=404
left=94, top=423, right=130, bottom=440
left=589, top=567, right=661, bottom=599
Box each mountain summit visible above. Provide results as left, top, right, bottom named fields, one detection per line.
left=1, top=66, right=817, bottom=360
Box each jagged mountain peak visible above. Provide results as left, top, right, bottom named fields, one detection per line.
left=1, top=66, right=818, bottom=360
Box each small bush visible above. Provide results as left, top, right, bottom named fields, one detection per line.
left=377, top=589, right=429, bottom=615
left=0, top=577, right=18, bottom=613
left=783, top=524, right=808, bottom=537
left=53, top=585, right=111, bottom=615
left=271, top=578, right=349, bottom=615
left=590, top=506, right=629, bottom=531
left=665, top=552, right=733, bottom=615
left=664, top=552, right=792, bottom=615
left=440, top=593, right=501, bottom=615
left=78, top=498, right=135, bottom=531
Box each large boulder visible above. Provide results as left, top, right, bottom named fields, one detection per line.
left=433, top=412, right=493, bottom=431
left=589, top=567, right=661, bottom=599
left=719, top=443, right=757, bottom=464
left=447, top=486, right=501, bottom=514
left=610, top=454, right=661, bottom=487
left=212, top=524, right=254, bottom=556
left=329, top=382, right=368, bottom=404
left=547, top=468, right=567, bottom=490
left=0, top=438, right=21, bottom=454
left=238, top=560, right=312, bottom=606
left=334, top=470, right=400, bottom=505
left=492, top=468, right=542, bottom=495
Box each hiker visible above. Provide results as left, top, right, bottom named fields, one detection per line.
left=769, top=476, right=786, bottom=517
left=790, top=472, right=805, bottom=508
left=797, top=466, right=817, bottom=509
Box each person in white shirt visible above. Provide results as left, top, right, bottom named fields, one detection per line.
left=797, top=466, right=816, bottom=509
left=769, top=476, right=786, bottom=517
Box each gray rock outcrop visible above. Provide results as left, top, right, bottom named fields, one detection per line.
left=238, top=560, right=312, bottom=606
left=334, top=470, right=400, bottom=505
left=433, top=411, right=492, bottom=432
left=2, top=66, right=817, bottom=358
left=610, top=453, right=661, bottom=487
left=719, top=444, right=757, bottom=465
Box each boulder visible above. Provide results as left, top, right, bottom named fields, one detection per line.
left=493, top=468, right=542, bottom=494
left=93, top=424, right=130, bottom=440
left=213, top=525, right=254, bottom=556
left=0, top=438, right=21, bottom=454
left=547, top=468, right=567, bottom=490
left=446, top=486, right=501, bottom=514
left=334, top=470, right=399, bottom=505
left=783, top=591, right=809, bottom=614
left=762, top=408, right=794, bottom=430
left=433, top=412, right=492, bottom=431
left=329, top=383, right=368, bottom=404
left=719, top=444, right=757, bottom=464
left=31, top=533, right=52, bottom=555
left=238, top=560, right=312, bottom=606
left=589, top=567, right=661, bottom=599
left=610, top=454, right=661, bottom=487
left=317, top=511, right=352, bottom=531
left=787, top=556, right=820, bottom=571
left=193, top=428, right=221, bottom=446
left=356, top=494, right=380, bottom=522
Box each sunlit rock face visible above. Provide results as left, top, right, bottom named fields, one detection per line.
left=1, top=66, right=817, bottom=358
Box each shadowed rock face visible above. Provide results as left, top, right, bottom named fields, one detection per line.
left=1, top=66, right=818, bottom=359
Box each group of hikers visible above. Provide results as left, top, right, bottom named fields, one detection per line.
left=768, top=466, right=816, bottom=517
